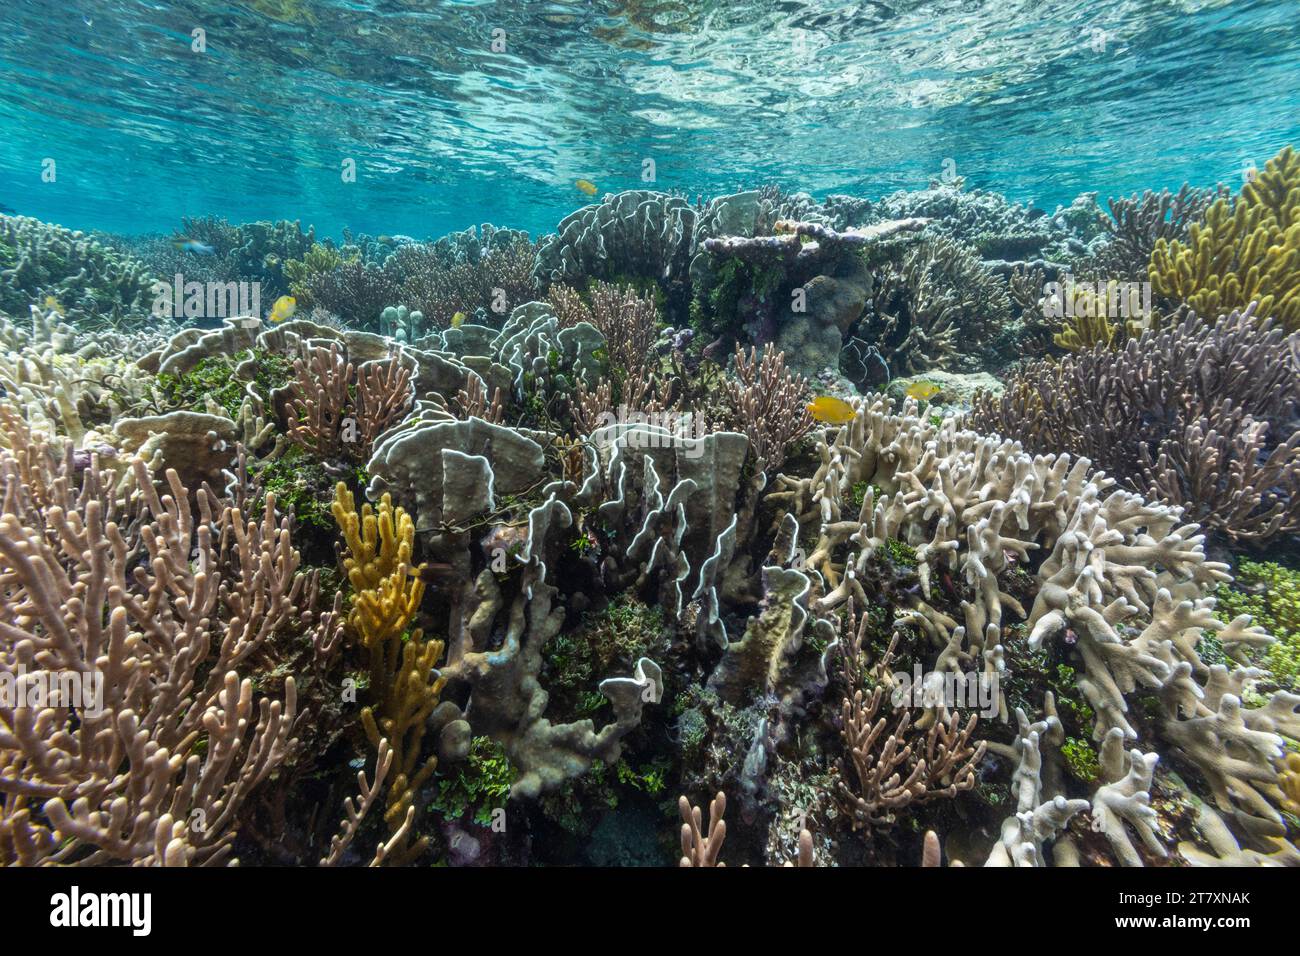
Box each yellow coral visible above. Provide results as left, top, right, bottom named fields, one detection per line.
left=1150, top=145, right=1300, bottom=329
left=1282, top=752, right=1300, bottom=816
left=1051, top=280, right=1156, bottom=352
left=332, top=482, right=444, bottom=864
left=1053, top=305, right=1119, bottom=352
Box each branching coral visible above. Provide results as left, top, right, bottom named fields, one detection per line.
left=0, top=437, right=303, bottom=865
left=1150, top=145, right=1300, bottom=328
left=393, top=238, right=535, bottom=329
left=331, top=483, right=442, bottom=864
left=1093, top=184, right=1224, bottom=280
left=0, top=215, right=156, bottom=329
left=971, top=305, right=1300, bottom=542
left=722, top=345, right=813, bottom=472
left=833, top=632, right=984, bottom=830
left=863, top=235, right=1011, bottom=374
left=985, top=705, right=1090, bottom=866
left=678, top=791, right=728, bottom=866
left=1090, top=730, right=1165, bottom=867
left=286, top=343, right=412, bottom=462
left=548, top=280, right=659, bottom=379
left=304, top=260, right=399, bottom=330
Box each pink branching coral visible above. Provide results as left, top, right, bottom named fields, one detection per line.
left=832, top=623, right=985, bottom=831
left=723, top=344, right=814, bottom=471
left=455, top=374, right=506, bottom=425
left=0, top=434, right=307, bottom=865
left=286, top=343, right=412, bottom=462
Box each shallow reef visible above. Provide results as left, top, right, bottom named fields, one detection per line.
left=4, top=150, right=1300, bottom=869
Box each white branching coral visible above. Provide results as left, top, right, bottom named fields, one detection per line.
left=985, top=705, right=1089, bottom=867
left=770, top=394, right=1297, bottom=863
left=1090, top=730, right=1165, bottom=867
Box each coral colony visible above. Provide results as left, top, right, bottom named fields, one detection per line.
left=5, top=137, right=1300, bottom=871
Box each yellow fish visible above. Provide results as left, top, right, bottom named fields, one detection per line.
left=43, top=295, right=64, bottom=316
left=806, top=395, right=857, bottom=425
left=575, top=179, right=598, bottom=196
left=450, top=311, right=466, bottom=328
left=905, top=381, right=942, bottom=402
left=269, top=295, right=296, bottom=323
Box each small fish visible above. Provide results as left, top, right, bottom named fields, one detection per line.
left=269, top=295, right=296, bottom=323
left=42, top=295, right=65, bottom=316
left=806, top=395, right=857, bottom=425
left=575, top=179, right=598, bottom=196
left=905, top=381, right=942, bottom=402
left=450, top=311, right=466, bottom=328
left=0, top=203, right=14, bottom=215
left=172, top=237, right=215, bottom=255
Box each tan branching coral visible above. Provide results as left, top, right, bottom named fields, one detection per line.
left=678, top=791, right=728, bottom=867
left=865, top=235, right=1010, bottom=373
left=1090, top=730, right=1166, bottom=867
left=320, top=739, right=392, bottom=867
left=0, top=439, right=302, bottom=865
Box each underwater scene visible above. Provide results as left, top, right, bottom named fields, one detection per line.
left=2, top=0, right=1300, bottom=881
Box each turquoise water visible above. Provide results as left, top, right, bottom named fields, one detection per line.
left=1, top=0, right=1297, bottom=238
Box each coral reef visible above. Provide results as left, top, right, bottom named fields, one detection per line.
left=5, top=157, right=1300, bottom=870
left=2, top=215, right=156, bottom=329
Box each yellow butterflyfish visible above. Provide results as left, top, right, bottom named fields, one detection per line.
left=575, top=179, right=598, bottom=196
left=43, top=295, right=65, bottom=316
left=269, top=295, right=296, bottom=323
left=450, top=311, right=466, bottom=328
left=806, top=395, right=857, bottom=425
left=905, top=381, right=942, bottom=402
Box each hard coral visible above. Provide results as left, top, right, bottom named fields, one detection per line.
left=971, top=305, right=1300, bottom=542
left=1150, top=145, right=1300, bottom=329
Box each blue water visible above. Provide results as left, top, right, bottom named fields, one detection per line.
left=1, top=0, right=1297, bottom=239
